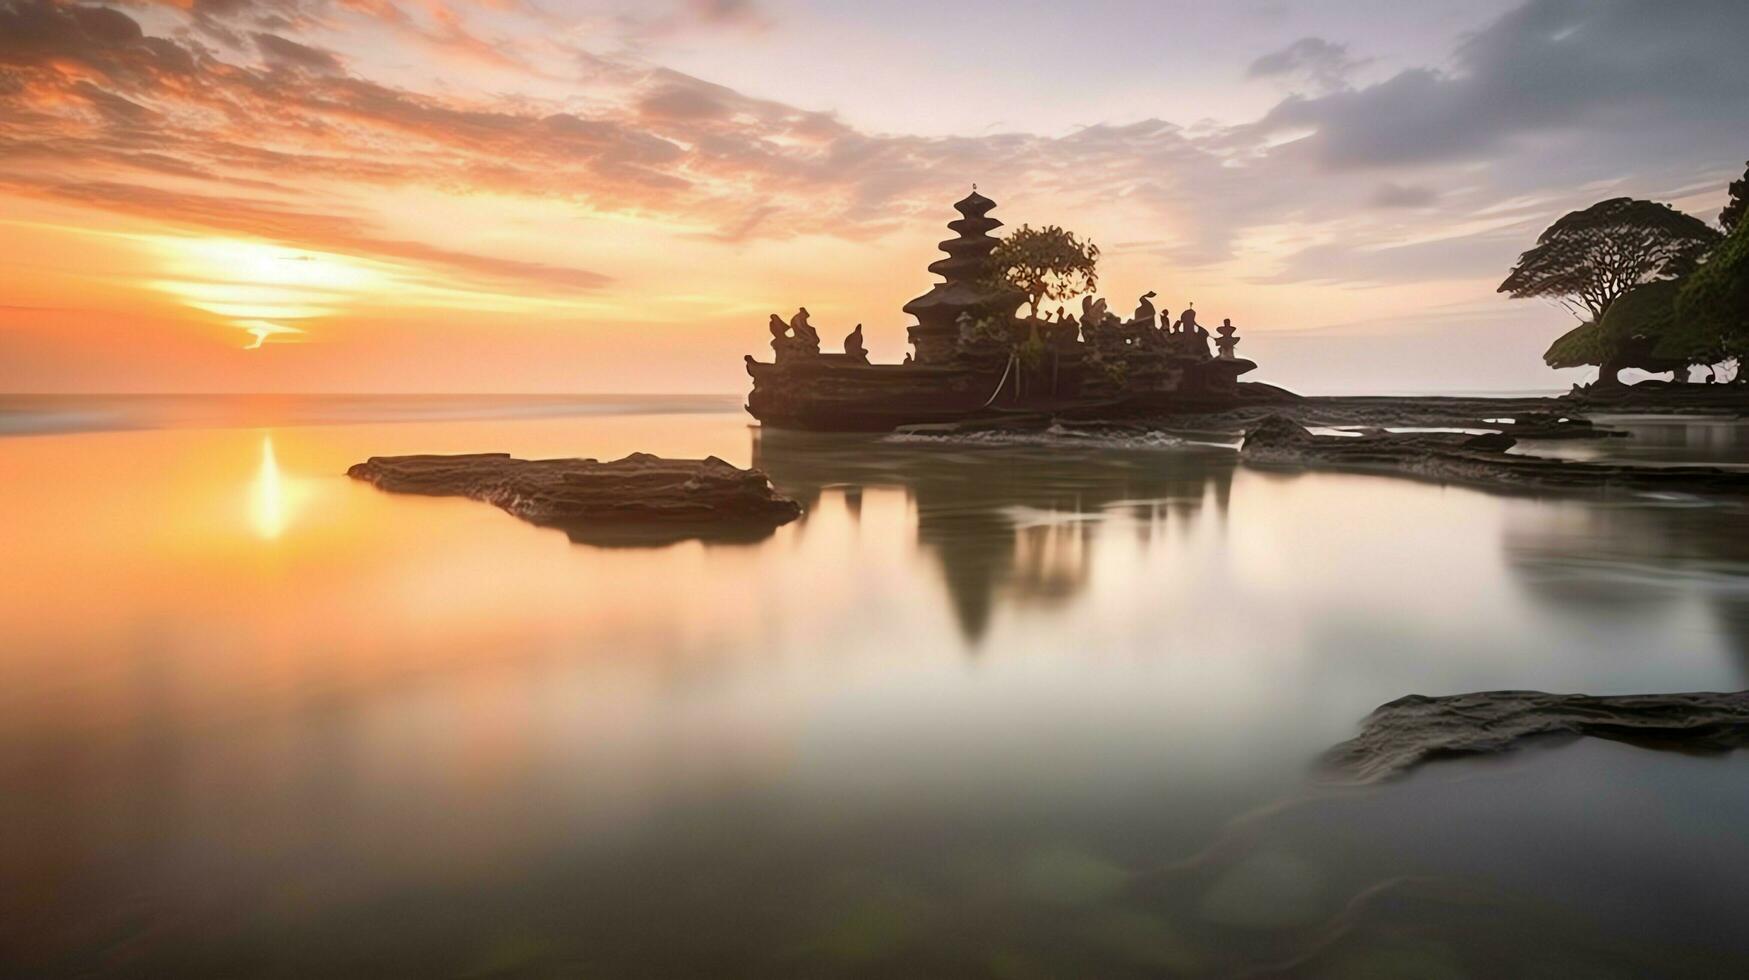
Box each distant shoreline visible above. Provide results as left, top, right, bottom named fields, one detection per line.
left=4, top=386, right=1743, bottom=440
left=0, top=392, right=745, bottom=438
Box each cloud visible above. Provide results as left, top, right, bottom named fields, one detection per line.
left=635, top=0, right=769, bottom=37
left=1245, top=0, right=1749, bottom=170
left=1255, top=229, right=1528, bottom=287
left=1371, top=182, right=1438, bottom=209
left=19, top=177, right=614, bottom=290
left=0, top=1, right=184, bottom=84
left=688, top=0, right=763, bottom=27
left=2, top=0, right=1745, bottom=303
left=1247, top=37, right=1362, bottom=91
left=253, top=32, right=342, bottom=73
left=636, top=78, right=734, bottom=121
left=124, top=0, right=541, bottom=70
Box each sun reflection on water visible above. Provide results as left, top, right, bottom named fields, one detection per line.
left=250, top=433, right=288, bottom=539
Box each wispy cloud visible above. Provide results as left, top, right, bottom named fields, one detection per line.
left=2, top=0, right=1745, bottom=304
left=1247, top=37, right=1365, bottom=92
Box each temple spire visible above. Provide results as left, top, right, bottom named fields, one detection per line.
left=901, top=189, right=1022, bottom=364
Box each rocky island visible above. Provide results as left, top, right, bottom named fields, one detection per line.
left=745, top=190, right=1262, bottom=431
left=347, top=452, right=802, bottom=545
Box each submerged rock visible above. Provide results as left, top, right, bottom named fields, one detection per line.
left=1241, top=414, right=1749, bottom=497
left=1324, top=690, right=1749, bottom=783
left=348, top=452, right=801, bottom=546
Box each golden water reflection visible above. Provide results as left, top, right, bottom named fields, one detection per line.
left=2, top=405, right=1749, bottom=975
left=249, top=433, right=287, bottom=539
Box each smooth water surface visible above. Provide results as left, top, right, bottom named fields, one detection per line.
left=3, top=397, right=1748, bottom=977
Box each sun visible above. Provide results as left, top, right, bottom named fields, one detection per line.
left=135, top=233, right=603, bottom=349
left=143, top=236, right=393, bottom=349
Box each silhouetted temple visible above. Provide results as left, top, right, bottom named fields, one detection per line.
left=902, top=191, right=1022, bottom=364
left=746, top=190, right=1262, bottom=430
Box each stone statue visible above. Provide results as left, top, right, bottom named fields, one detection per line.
left=790, top=307, right=820, bottom=354
left=1176, top=308, right=1211, bottom=356
left=1079, top=297, right=1105, bottom=346
left=1083, top=297, right=1126, bottom=354
left=1151, top=308, right=1173, bottom=348
left=1215, top=318, right=1239, bottom=360
left=1132, top=291, right=1157, bottom=329
left=768, top=313, right=791, bottom=359
left=844, top=323, right=868, bottom=363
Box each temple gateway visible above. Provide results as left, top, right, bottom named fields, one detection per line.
left=745, top=190, right=1260, bottom=431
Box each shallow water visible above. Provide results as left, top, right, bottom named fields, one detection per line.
left=2, top=396, right=1748, bottom=977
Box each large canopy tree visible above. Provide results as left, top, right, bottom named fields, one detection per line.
left=1544, top=217, right=1749, bottom=385
left=987, top=224, right=1100, bottom=319
left=1499, top=197, right=1722, bottom=322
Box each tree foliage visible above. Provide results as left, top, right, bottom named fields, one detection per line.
left=1542, top=217, right=1749, bottom=383
left=1542, top=280, right=1687, bottom=380
left=1674, top=216, right=1749, bottom=366
left=1542, top=320, right=1610, bottom=370
left=987, top=224, right=1099, bottom=318
left=1720, top=160, right=1749, bottom=234
left=1499, top=197, right=1721, bottom=322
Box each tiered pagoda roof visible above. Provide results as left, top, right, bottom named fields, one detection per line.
left=902, top=190, right=1023, bottom=363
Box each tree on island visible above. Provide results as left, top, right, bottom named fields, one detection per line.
left=987, top=224, right=1100, bottom=319
left=1540, top=217, right=1749, bottom=385
left=1502, top=197, right=1724, bottom=385
left=1720, top=161, right=1748, bottom=234
left=1499, top=197, right=1721, bottom=323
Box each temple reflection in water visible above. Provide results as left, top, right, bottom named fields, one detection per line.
left=751, top=427, right=1236, bottom=641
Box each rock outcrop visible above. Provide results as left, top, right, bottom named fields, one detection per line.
left=1240, top=415, right=1749, bottom=497
left=1323, top=690, right=1749, bottom=783
left=348, top=452, right=801, bottom=545
left=1144, top=394, right=1621, bottom=436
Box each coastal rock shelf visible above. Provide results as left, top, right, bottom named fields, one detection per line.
left=1240, top=415, right=1749, bottom=497
left=1325, top=690, right=1749, bottom=784
left=347, top=452, right=802, bottom=545
left=1150, top=394, right=1626, bottom=437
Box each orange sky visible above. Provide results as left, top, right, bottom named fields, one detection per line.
left=1, top=0, right=1745, bottom=393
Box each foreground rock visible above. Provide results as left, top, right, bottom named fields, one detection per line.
left=348, top=452, right=801, bottom=546
left=1241, top=415, right=1749, bottom=497
left=1323, top=690, right=1749, bottom=783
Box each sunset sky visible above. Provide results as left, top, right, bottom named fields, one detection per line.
left=2, top=0, right=1746, bottom=394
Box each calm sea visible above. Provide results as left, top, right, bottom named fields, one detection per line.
left=3, top=394, right=1748, bottom=977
